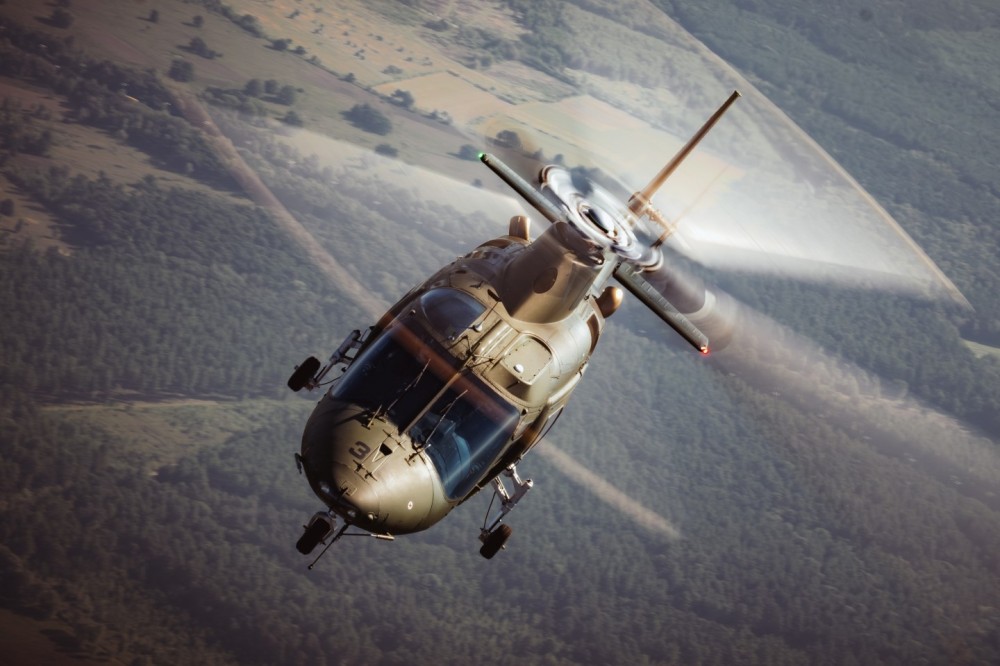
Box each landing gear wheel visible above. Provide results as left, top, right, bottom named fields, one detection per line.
left=479, top=523, right=512, bottom=559
left=296, top=515, right=332, bottom=555
left=288, top=356, right=321, bottom=392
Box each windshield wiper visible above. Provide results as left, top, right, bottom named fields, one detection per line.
left=418, top=389, right=467, bottom=451
left=367, top=358, right=431, bottom=429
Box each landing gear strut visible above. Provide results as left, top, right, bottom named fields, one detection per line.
left=295, top=510, right=396, bottom=570
left=479, top=464, right=533, bottom=559
left=287, top=329, right=368, bottom=393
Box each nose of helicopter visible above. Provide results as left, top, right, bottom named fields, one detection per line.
left=327, top=461, right=381, bottom=524
left=300, top=396, right=442, bottom=534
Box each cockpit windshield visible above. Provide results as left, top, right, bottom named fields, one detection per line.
left=332, top=287, right=513, bottom=498
left=330, top=288, right=485, bottom=428
left=419, top=288, right=485, bottom=340
left=410, top=372, right=519, bottom=500
left=332, top=322, right=454, bottom=427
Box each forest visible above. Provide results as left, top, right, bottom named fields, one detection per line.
left=1, top=1, right=998, bottom=664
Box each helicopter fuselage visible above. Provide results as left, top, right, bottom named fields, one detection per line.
left=292, top=93, right=744, bottom=559
left=298, top=220, right=621, bottom=536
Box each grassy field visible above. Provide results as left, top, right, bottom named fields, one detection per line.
left=0, top=0, right=750, bottom=215
left=963, top=339, right=1000, bottom=360
left=0, top=608, right=105, bottom=666
left=41, top=397, right=312, bottom=476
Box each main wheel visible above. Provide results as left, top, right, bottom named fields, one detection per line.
left=479, top=524, right=513, bottom=559
left=288, top=356, right=321, bottom=392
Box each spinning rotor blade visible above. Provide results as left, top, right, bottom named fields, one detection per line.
left=627, top=90, right=742, bottom=228
left=614, top=258, right=738, bottom=354
left=477, top=117, right=554, bottom=189
left=467, top=82, right=965, bottom=308
left=611, top=91, right=745, bottom=355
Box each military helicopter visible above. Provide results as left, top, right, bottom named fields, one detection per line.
left=287, top=91, right=744, bottom=564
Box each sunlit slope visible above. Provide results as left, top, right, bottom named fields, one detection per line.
left=256, top=0, right=967, bottom=300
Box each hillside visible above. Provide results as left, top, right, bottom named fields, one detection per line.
left=0, top=1, right=998, bottom=665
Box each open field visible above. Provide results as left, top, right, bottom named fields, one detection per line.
left=41, top=397, right=312, bottom=475
left=0, top=0, right=744, bottom=216
left=0, top=76, right=240, bottom=194
left=0, top=76, right=247, bottom=251
left=0, top=608, right=105, bottom=666
left=963, top=339, right=1000, bottom=360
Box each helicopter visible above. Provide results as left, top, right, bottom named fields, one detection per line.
left=287, top=91, right=746, bottom=563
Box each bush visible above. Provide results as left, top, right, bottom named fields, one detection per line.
left=457, top=144, right=480, bottom=161
left=275, top=85, right=297, bottom=106
left=281, top=110, right=303, bottom=127
left=168, top=60, right=194, bottom=82
left=48, top=8, right=74, bottom=28
left=389, top=89, right=414, bottom=110
left=343, top=103, right=391, bottom=136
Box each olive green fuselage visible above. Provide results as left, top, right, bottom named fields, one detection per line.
left=299, top=224, right=616, bottom=535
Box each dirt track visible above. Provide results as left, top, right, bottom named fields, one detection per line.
left=166, top=84, right=388, bottom=320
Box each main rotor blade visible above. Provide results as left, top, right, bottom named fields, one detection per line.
left=616, top=251, right=740, bottom=354
left=628, top=90, right=741, bottom=222
left=479, top=152, right=566, bottom=225
left=614, top=262, right=710, bottom=354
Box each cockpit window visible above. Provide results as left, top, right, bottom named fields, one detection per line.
left=410, top=372, right=519, bottom=500
left=419, top=288, right=485, bottom=341
left=332, top=323, right=454, bottom=427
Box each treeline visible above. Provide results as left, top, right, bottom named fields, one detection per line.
left=494, top=0, right=689, bottom=86
left=0, top=16, right=232, bottom=184
left=416, top=0, right=678, bottom=85
left=202, top=77, right=301, bottom=124
left=195, top=0, right=267, bottom=39
left=0, top=165, right=364, bottom=401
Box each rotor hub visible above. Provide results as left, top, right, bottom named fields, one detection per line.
left=540, top=166, right=654, bottom=264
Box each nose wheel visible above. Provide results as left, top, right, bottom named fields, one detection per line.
left=479, top=463, right=532, bottom=559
